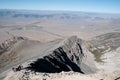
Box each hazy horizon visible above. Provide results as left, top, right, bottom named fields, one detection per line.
left=0, top=0, right=120, bottom=14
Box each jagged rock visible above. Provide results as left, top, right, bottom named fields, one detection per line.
left=28, top=36, right=97, bottom=74
left=0, top=36, right=25, bottom=55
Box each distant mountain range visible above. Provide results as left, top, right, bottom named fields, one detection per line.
left=0, top=9, right=120, bottom=19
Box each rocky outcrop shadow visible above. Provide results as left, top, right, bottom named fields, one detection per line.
left=27, top=47, right=84, bottom=73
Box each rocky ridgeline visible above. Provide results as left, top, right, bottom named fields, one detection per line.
left=28, top=36, right=97, bottom=74
left=0, top=36, right=24, bottom=55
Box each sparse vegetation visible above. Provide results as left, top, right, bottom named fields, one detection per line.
left=88, top=32, right=120, bottom=63
left=89, top=47, right=107, bottom=62
left=89, top=42, right=119, bottom=63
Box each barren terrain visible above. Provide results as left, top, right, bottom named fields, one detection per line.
left=0, top=10, right=120, bottom=80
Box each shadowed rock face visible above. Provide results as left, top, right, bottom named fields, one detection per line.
left=27, top=36, right=97, bottom=74
left=28, top=47, right=84, bottom=73
left=115, top=77, right=120, bottom=80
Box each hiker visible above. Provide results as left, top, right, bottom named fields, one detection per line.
left=12, top=65, right=23, bottom=72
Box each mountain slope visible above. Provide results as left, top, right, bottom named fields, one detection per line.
left=0, top=36, right=97, bottom=74
left=88, top=32, right=120, bottom=62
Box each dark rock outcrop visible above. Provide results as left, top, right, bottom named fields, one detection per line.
left=115, top=77, right=120, bottom=80
left=27, top=36, right=97, bottom=74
